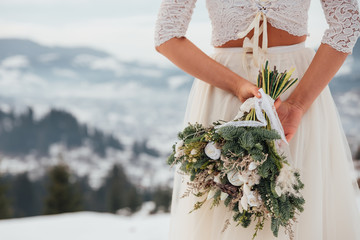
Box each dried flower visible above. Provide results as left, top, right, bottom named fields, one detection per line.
left=174, top=140, right=184, bottom=158
left=227, top=170, right=244, bottom=186
left=275, top=164, right=300, bottom=197
left=248, top=162, right=257, bottom=171
left=247, top=191, right=259, bottom=207
left=220, top=192, right=229, bottom=201
left=190, top=149, right=198, bottom=155
left=207, top=189, right=216, bottom=200
left=175, top=140, right=183, bottom=152
left=214, top=174, right=221, bottom=184
left=204, top=141, right=221, bottom=160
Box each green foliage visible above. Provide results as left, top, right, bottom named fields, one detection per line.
left=11, top=173, right=37, bottom=217
left=178, top=123, right=206, bottom=142
left=270, top=181, right=280, bottom=198
left=0, top=160, right=146, bottom=218
left=217, top=126, right=247, bottom=141
left=248, top=146, right=266, bottom=162
left=239, top=211, right=252, bottom=228
left=224, top=195, right=232, bottom=207
left=252, top=216, right=265, bottom=240
left=271, top=217, right=280, bottom=237
left=239, top=131, right=255, bottom=150
left=44, top=163, right=82, bottom=215
left=105, top=164, right=138, bottom=213
left=192, top=157, right=207, bottom=170
left=250, top=128, right=281, bottom=141
left=289, top=195, right=305, bottom=213
left=152, top=186, right=172, bottom=213
left=0, top=173, right=12, bottom=219
left=279, top=198, right=291, bottom=221
left=293, top=172, right=305, bottom=192
left=92, top=164, right=143, bottom=214
left=258, top=61, right=298, bottom=100
left=257, top=155, right=278, bottom=178
left=167, top=152, right=176, bottom=165
left=233, top=212, right=242, bottom=222
left=189, top=199, right=207, bottom=213
left=211, top=190, right=222, bottom=208
left=222, top=141, right=245, bottom=157
left=218, top=127, right=279, bottom=164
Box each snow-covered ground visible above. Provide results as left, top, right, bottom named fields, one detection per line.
left=0, top=199, right=360, bottom=240
left=0, top=211, right=170, bottom=240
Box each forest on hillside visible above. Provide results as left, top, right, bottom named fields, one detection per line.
left=0, top=107, right=170, bottom=219
left=0, top=161, right=172, bottom=219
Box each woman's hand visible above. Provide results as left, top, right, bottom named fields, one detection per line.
left=275, top=99, right=305, bottom=142
left=234, top=78, right=262, bottom=102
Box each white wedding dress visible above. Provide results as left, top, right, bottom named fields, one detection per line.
left=155, top=0, right=360, bottom=239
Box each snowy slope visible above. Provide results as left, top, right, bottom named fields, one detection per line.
left=0, top=210, right=170, bottom=240
left=0, top=201, right=359, bottom=240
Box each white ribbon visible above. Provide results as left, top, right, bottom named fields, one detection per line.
left=238, top=0, right=271, bottom=82
left=215, top=89, right=288, bottom=144
left=238, top=10, right=268, bottom=69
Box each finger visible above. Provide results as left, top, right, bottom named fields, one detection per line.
left=252, top=86, right=261, bottom=98
left=286, top=132, right=294, bottom=142
left=274, top=97, right=282, bottom=110
left=285, top=134, right=290, bottom=142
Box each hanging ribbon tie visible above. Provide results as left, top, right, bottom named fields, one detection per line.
left=237, top=0, right=270, bottom=81
left=215, top=89, right=288, bottom=144
left=238, top=11, right=268, bottom=68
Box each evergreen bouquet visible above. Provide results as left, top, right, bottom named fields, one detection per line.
left=167, top=61, right=305, bottom=239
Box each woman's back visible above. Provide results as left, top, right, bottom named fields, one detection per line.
left=216, top=22, right=306, bottom=48
left=155, top=0, right=360, bottom=53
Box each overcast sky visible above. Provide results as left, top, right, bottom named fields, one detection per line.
left=0, top=0, right=357, bottom=66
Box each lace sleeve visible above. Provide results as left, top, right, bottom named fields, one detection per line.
left=320, top=0, right=360, bottom=53
left=154, top=0, right=197, bottom=47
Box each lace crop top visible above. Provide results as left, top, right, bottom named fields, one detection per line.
left=154, top=0, right=360, bottom=54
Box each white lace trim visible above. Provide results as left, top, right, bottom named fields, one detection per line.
left=154, top=0, right=360, bottom=53
left=320, top=0, right=360, bottom=53
left=154, top=0, right=197, bottom=47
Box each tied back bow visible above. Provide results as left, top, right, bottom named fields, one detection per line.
left=238, top=0, right=271, bottom=79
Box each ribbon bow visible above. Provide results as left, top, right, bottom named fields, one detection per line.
left=237, top=0, right=271, bottom=81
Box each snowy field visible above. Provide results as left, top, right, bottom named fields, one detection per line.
left=0, top=199, right=359, bottom=240
left=0, top=205, right=170, bottom=240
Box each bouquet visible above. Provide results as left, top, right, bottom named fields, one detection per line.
left=167, top=61, right=305, bottom=239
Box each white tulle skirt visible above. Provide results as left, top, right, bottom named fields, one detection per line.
left=168, top=42, right=360, bottom=240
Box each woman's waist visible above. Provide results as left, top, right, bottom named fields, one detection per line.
left=215, top=22, right=307, bottom=49
left=213, top=41, right=307, bottom=54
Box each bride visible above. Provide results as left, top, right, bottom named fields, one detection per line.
left=154, top=0, right=360, bottom=239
